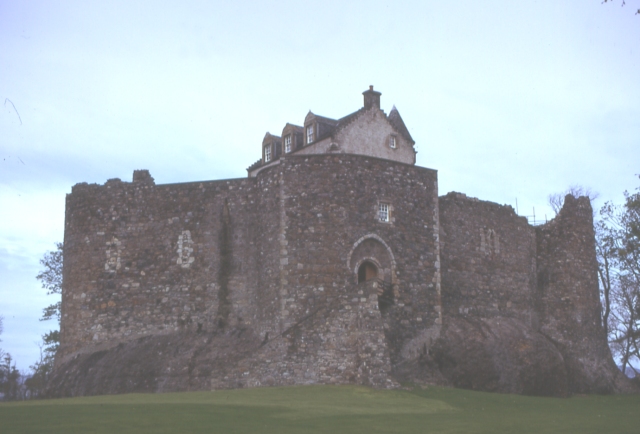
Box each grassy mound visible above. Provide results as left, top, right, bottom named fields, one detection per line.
left=1, top=385, right=638, bottom=433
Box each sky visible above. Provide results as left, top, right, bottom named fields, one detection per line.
left=1, top=1, right=639, bottom=371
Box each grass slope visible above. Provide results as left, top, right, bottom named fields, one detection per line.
left=1, top=385, right=638, bottom=433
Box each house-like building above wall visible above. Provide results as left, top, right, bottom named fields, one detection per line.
left=247, top=86, right=417, bottom=176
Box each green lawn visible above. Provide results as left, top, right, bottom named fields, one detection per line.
left=1, top=385, right=638, bottom=433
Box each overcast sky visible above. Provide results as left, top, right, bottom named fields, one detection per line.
left=1, top=1, right=639, bottom=371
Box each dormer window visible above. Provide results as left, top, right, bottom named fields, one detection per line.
left=284, top=135, right=292, bottom=153
left=306, top=125, right=314, bottom=144
left=264, top=144, right=272, bottom=162
left=389, top=135, right=397, bottom=149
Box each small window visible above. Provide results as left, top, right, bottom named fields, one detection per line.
left=264, top=144, right=272, bottom=162
left=378, top=203, right=390, bottom=222
left=389, top=135, right=397, bottom=149
left=306, top=125, right=314, bottom=144
left=284, top=135, right=292, bottom=153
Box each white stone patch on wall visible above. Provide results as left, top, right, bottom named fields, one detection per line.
left=480, top=228, right=500, bottom=255
left=105, top=237, right=122, bottom=272
left=177, top=230, right=195, bottom=268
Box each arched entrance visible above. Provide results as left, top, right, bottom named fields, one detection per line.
left=358, top=261, right=378, bottom=283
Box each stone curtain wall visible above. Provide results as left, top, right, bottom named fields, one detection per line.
left=60, top=172, right=259, bottom=361
left=433, top=192, right=629, bottom=395
left=55, top=158, right=630, bottom=396
left=439, top=192, right=536, bottom=323
left=59, top=155, right=441, bottom=385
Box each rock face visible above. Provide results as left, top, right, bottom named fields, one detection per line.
left=50, top=88, right=634, bottom=397
left=47, top=329, right=262, bottom=396
left=432, top=316, right=569, bottom=396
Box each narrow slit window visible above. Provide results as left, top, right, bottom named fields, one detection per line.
left=378, top=203, right=390, bottom=222
left=389, top=135, right=397, bottom=149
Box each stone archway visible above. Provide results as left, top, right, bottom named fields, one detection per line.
left=348, top=234, right=395, bottom=286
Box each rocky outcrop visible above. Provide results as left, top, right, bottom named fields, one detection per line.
left=431, top=316, right=567, bottom=396
left=46, top=328, right=262, bottom=397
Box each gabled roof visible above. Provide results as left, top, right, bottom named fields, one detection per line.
left=262, top=132, right=281, bottom=143
left=332, top=108, right=366, bottom=137
left=282, top=123, right=303, bottom=134
left=307, top=105, right=414, bottom=146
left=388, top=106, right=414, bottom=144
left=305, top=111, right=338, bottom=125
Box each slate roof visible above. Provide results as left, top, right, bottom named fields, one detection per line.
left=388, top=106, right=414, bottom=144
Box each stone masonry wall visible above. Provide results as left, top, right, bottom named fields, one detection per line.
left=535, top=195, right=624, bottom=393
left=59, top=172, right=261, bottom=361
left=56, top=158, right=630, bottom=397
left=60, top=155, right=440, bottom=379
left=275, top=154, right=440, bottom=370
left=207, top=154, right=441, bottom=388
left=439, top=192, right=537, bottom=323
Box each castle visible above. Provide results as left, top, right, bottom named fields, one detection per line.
left=50, top=87, right=631, bottom=397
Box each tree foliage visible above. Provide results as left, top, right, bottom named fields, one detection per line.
left=37, top=242, right=63, bottom=322
left=0, top=240, right=64, bottom=400
left=0, top=352, right=24, bottom=401
left=29, top=242, right=64, bottom=397
left=597, top=177, right=640, bottom=376
left=0, top=316, right=24, bottom=401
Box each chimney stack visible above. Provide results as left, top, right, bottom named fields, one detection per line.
left=362, top=85, right=381, bottom=110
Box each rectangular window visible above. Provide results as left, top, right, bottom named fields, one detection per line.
left=306, top=125, right=314, bottom=144
left=284, top=135, right=292, bottom=153
left=389, top=135, right=397, bottom=149
left=264, top=145, right=272, bottom=162
left=378, top=203, right=390, bottom=222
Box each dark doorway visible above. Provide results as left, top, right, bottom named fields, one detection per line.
left=358, top=261, right=378, bottom=283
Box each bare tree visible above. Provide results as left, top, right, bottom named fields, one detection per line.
left=596, top=220, right=615, bottom=337
left=597, top=177, right=640, bottom=375
left=548, top=185, right=599, bottom=215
